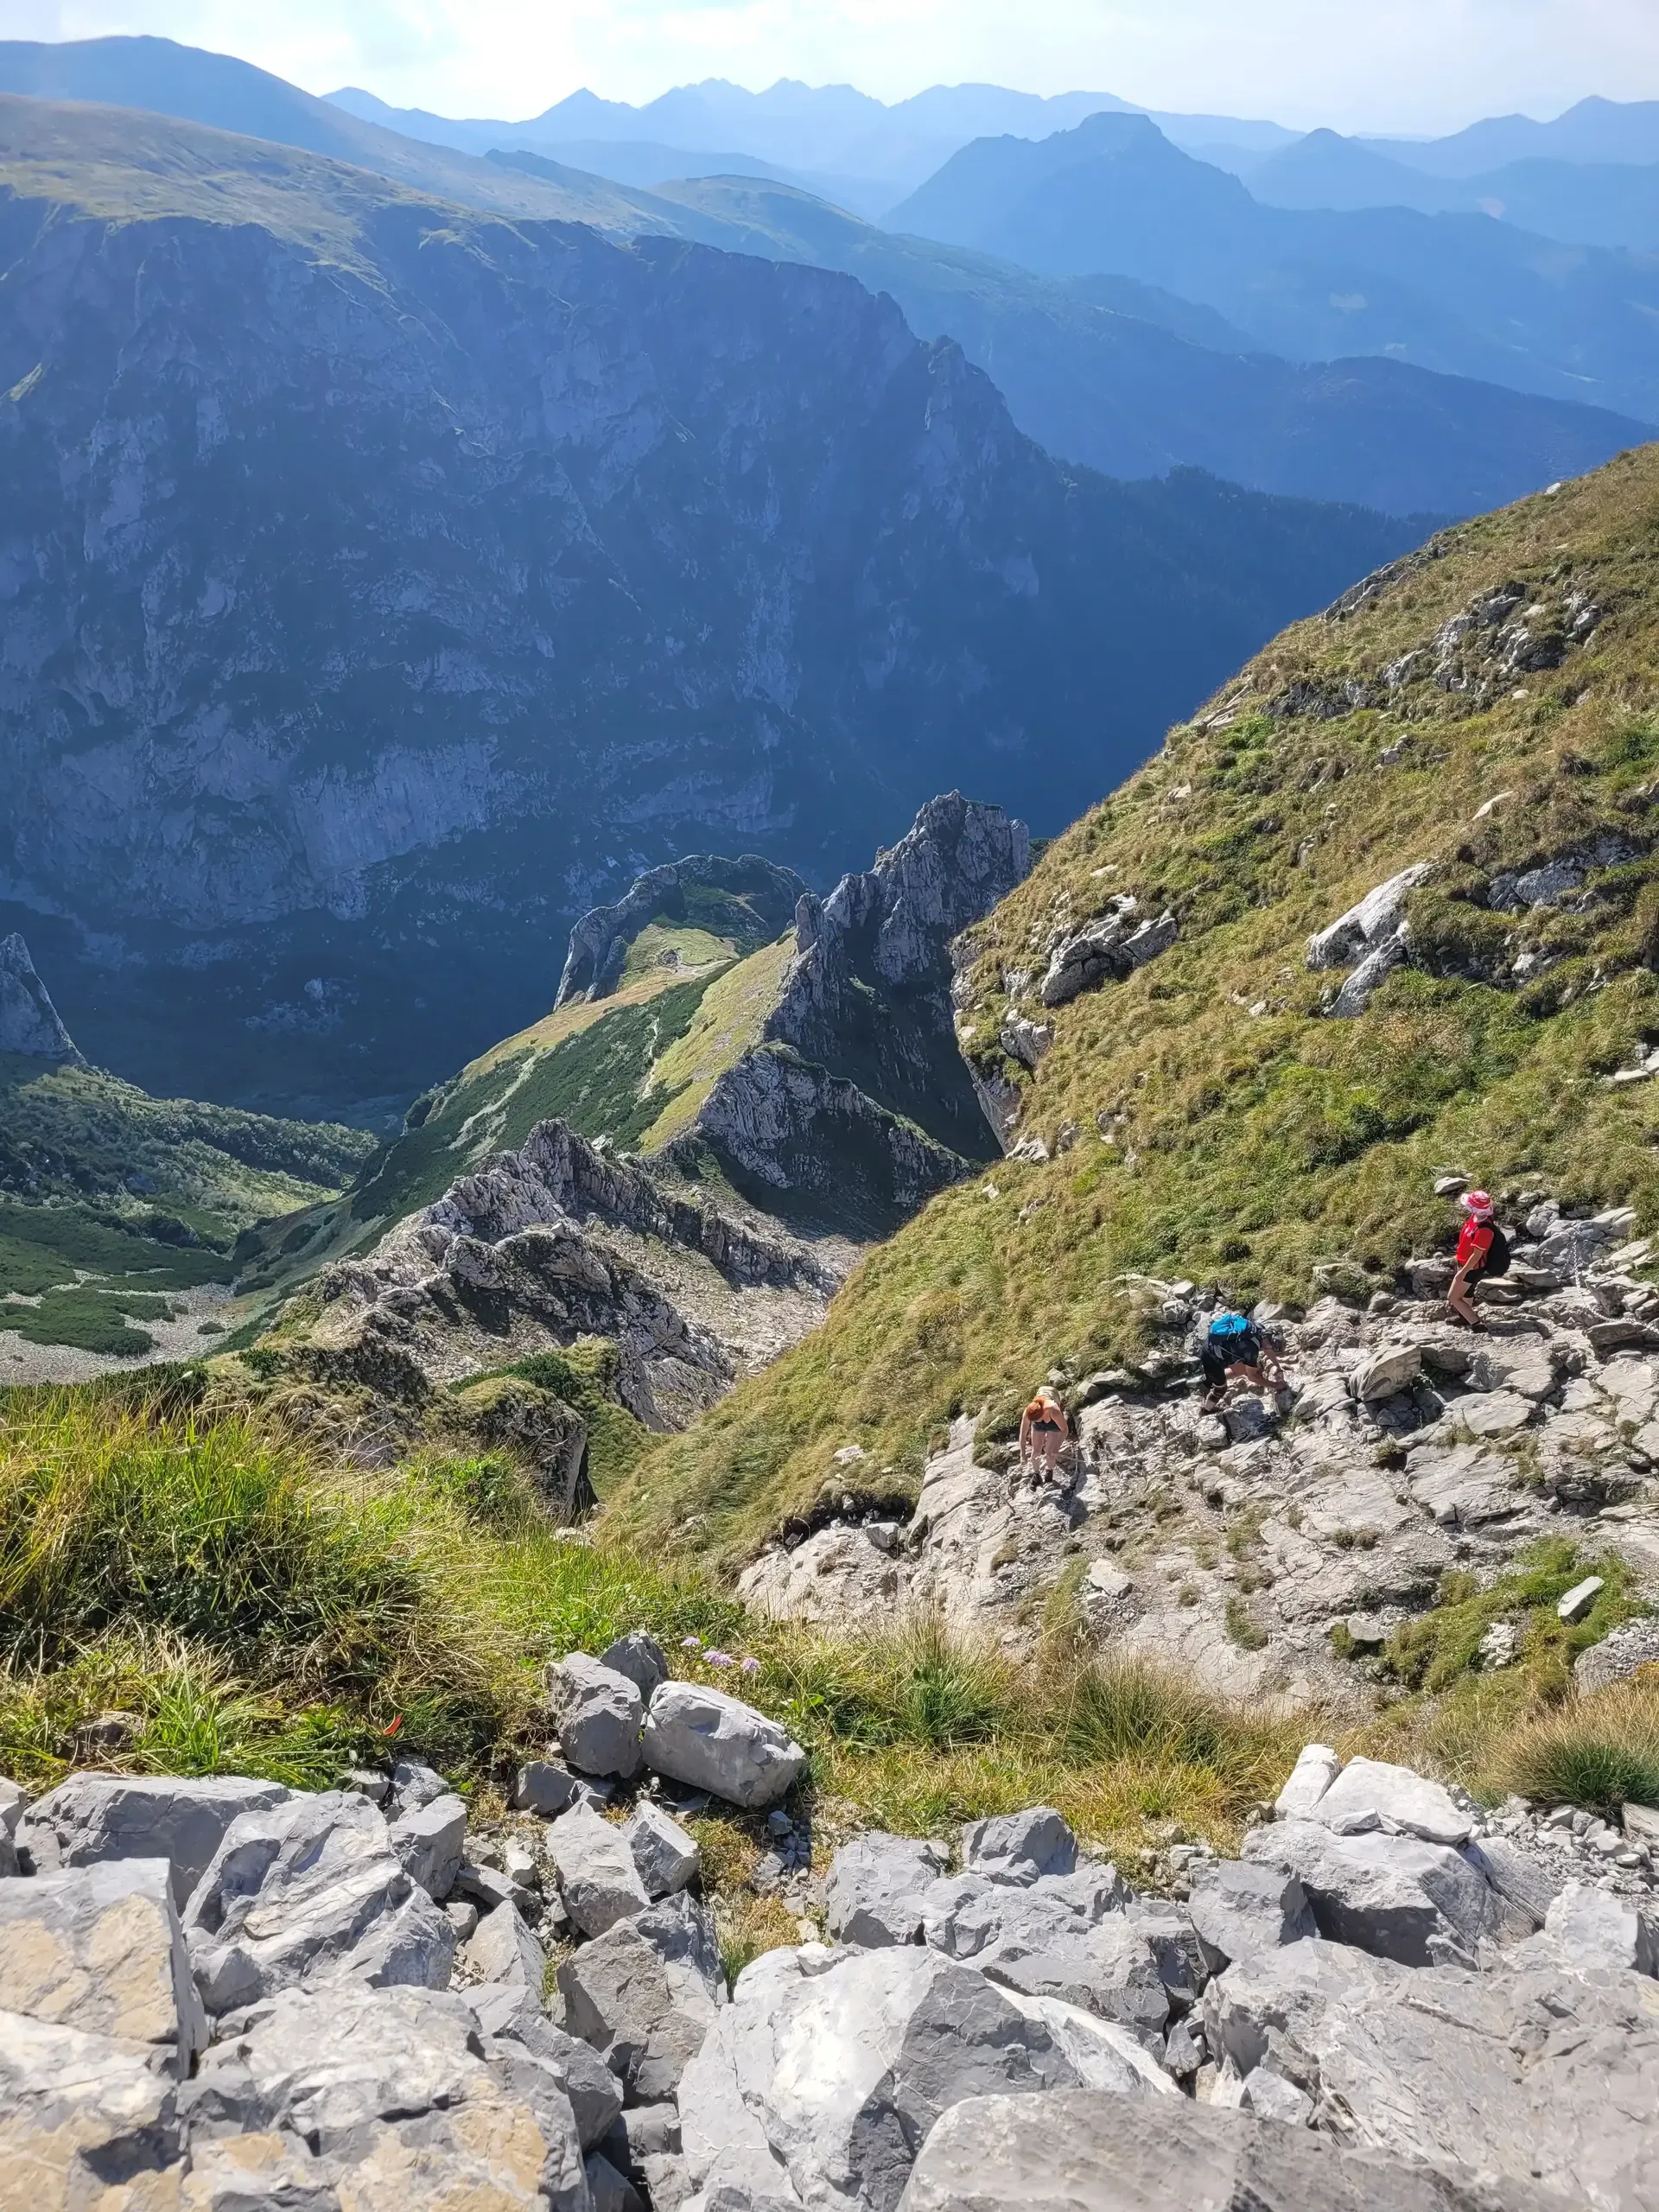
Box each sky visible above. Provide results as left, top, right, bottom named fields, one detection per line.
left=5, top=0, right=1659, bottom=133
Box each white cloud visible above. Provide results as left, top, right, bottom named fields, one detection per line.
left=26, top=0, right=1659, bottom=131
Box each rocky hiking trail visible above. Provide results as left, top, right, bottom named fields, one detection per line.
left=738, top=1191, right=1659, bottom=1712
left=3, top=1629, right=1656, bottom=2212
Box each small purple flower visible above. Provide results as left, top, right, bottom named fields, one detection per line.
left=705, top=1649, right=734, bottom=1668
left=681, top=1636, right=702, bottom=1649
left=740, top=1656, right=761, bottom=1675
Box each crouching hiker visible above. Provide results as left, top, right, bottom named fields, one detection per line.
left=1447, top=1188, right=1510, bottom=1330
left=1018, top=1387, right=1071, bottom=1484
left=1199, top=1308, right=1285, bottom=1410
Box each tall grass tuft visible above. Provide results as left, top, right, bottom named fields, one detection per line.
left=1499, top=1681, right=1659, bottom=1811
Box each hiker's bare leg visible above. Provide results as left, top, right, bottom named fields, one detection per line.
left=1446, top=1265, right=1483, bottom=1329
left=1043, top=1431, right=1062, bottom=1476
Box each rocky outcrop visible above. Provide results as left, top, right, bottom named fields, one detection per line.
left=0, top=933, right=79, bottom=1063
left=1039, top=901, right=1178, bottom=1008
left=556, top=855, right=805, bottom=1007
left=681, top=795, right=1031, bottom=1222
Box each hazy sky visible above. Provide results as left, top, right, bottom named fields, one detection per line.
left=9, top=0, right=1659, bottom=131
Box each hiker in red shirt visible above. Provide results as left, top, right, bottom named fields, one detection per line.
left=1447, top=1189, right=1497, bottom=1330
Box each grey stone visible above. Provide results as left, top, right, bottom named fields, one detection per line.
left=1039, top=907, right=1176, bottom=1008
left=455, top=1860, right=524, bottom=1913
left=1273, top=1745, right=1338, bottom=1820
left=0, top=932, right=80, bottom=1060
left=446, top=1899, right=480, bottom=1941
left=1313, top=1758, right=1471, bottom=1846
left=181, top=1788, right=455, bottom=2016
left=601, top=1630, right=669, bottom=1702
left=1243, top=1818, right=1494, bottom=1966
left=182, top=1981, right=589, bottom=2212
left=1556, top=1573, right=1604, bottom=1622
left=1541, top=1879, right=1656, bottom=1974
left=0, top=1859, right=207, bottom=2072
left=625, top=1802, right=701, bottom=1899
left=896, top=2090, right=1542, bottom=2212
left=961, top=1806, right=1078, bottom=1886
left=824, top=1832, right=947, bottom=1947
left=547, top=1800, right=652, bottom=1936
left=641, top=1681, right=806, bottom=1810
left=1306, top=867, right=1431, bottom=973
left=1575, top=1617, right=1659, bottom=1692
left=1407, top=1444, right=1519, bottom=1528
left=388, top=1757, right=451, bottom=1818
left=515, top=1758, right=587, bottom=1816
left=1351, top=1344, right=1422, bottom=1402
left=462, top=1900, right=546, bottom=1989
left=18, top=1770, right=289, bottom=1908
left=1460, top=1835, right=1561, bottom=1929
left=1186, top=1860, right=1315, bottom=1972
left=466, top=1980, right=625, bottom=2149
left=0, top=2012, right=182, bottom=2206
left=389, top=1789, right=467, bottom=1898
left=679, top=1945, right=1173, bottom=2212
left=1205, top=1936, right=1659, bottom=2207
left=550, top=1652, right=647, bottom=1780
left=1239, top=2066, right=1313, bottom=2126
left=557, top=1892, right=724, bottom=2103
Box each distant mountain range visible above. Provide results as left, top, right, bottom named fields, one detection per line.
left=1, top=36, right=1646, bottom=521
left=888, top=111, right=1659, bottom=422
left=0, top=94, right=1423, bottom=1114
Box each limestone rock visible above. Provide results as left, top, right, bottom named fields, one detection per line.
left=19, top=1770, right=289, bottom=1908
left=466, top=1980, right=626, bottom=2150
left=389, top=1789, right=467, bottom=1898
left=623, top=1802, right=701, bottom=1900
left=961, top=1807, right=1078, bottom=1887
left=1186, top=1860, right=1316, bottom=1973
left=550, top=1653, right=647, bottom=1781
left=601, top=1630, right=670, bottom=1703
left=640, top=1681, right=806, bottom=1810
left=1312, top=1758, right=1472, bottom=1847
left=0, top=2010, right=182, bottom=2207
left=1306, top=867, right=1431, bottom=972
left=1540, top=1880, right=1656, bottom=1975
left=462, top=1900, right=547, bottom=1990
left=1039, top=906, right=1177, bottom=1008
left=515, top=1759, right=587, bottom=1816
left=1274, top=1745, right=1339, bottom=1821
left=825, top=1833, right=948, bottom=1948
left=896, top=2090, right=1548, bottom=2212
left=1243, top=1818, right=1494, bottom=1965
left=546, top=1801, right=652, bottom=1936
left=0, top=1859, right=207, bottom=2072
left=181, top=1789, right=455, bottom=2016
left=557, top=1892, right=724, bottom=2103
left=388, top=1758, right=452, bottom=1819
left=1574, top=1616, right=1659, bottom=1691
left=1351, top=1344, right=1422, bottom=1402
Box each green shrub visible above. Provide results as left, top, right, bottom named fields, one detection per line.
left=1500, top=1683, right=1659, bottom=1810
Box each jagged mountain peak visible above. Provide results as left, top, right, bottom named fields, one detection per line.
left=0, top=934, right=80, bottom=1065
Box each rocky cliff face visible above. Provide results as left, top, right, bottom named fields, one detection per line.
left=0, top=104, right=1424, bottom=1114
left=0, top=933, right=78, bottom=1062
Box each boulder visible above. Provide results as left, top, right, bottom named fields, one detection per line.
left=895, top=2090, right=1548, bottom=2212
left=547, top=1801, right=652, bottom=1937
left=181, top=1788, right=455, bottom=2016
left=557, top=1892, right=724, bottom=2103
left=462, top=1899, right=547, bottom=1990
left=1311, top=1758, right=1471, bottom=1847
left=601, top=1630, right=670, bottom=1702
left=388, top=1757, right=452, bottom=1818
left=640, top=1681, right=806, bottom=1811
left=550, top=1653, right=647, bottom=1781
left=1273, top=1745, right=1338, bottom=1820
left=17, top=1770, right=289, bottom=1907
left=588, top=2150, right=646, bottom=2212
left=0, top=2011, right=182, bottom=2206
left=1039, top=908, right=1176, bottom=1008
left=961, top=1807, right=1077, bottom=1886
left=825, top=1833, right=948, bottom=1948
left=1305, top=866, right=1430, bottom=972
left=1205, top=1936, right=1659, bottom=2207
left=389, top=1789, right=467, bottom=1898
left=0, top=1775, right=23, bottom=1878
left=1243, top=1818, right=1494, bottom=1966
left=625, top=1802, right=701, bottom=1899
left=1185, top=1860, right=1315, bottom=1973
left=515, top=1758, right=588, bottom=1816
left=466, top=1980, right=626, bottom=2150
left=1541, top=1880, right=1657, bottom=1975
left=0, top=1859, right=207, bottom=2071
left=679, top=1942, right=1171, bottom=2212
left=1351, top=1344, right=1422, bottom=1402
left=182, top=1981, right=589, bottom=2212
left=920, top=1871, right=1162, bottom=2040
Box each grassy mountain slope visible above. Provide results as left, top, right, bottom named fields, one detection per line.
left=0, top=1057, right=371, bottom=1357
left=609, top=443, right=1659, bottom=1567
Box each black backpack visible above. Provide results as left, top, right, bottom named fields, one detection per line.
left=1483, top=1224, right=1511, bottom=1278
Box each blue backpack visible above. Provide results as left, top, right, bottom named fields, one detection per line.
left=1209, top=1312, right=1254, bottom=1344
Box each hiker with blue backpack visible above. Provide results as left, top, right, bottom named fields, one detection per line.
left=1447, top=1188, right=1510, bottom=1329
left=1198, top=1307, right=1286, bottom=1410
